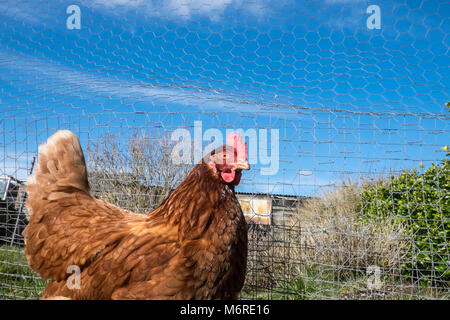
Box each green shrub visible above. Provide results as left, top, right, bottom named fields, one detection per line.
left=361, top=154, right=449, bottom=283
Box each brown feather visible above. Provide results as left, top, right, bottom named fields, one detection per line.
left=24, top=130, right=248, bottom=300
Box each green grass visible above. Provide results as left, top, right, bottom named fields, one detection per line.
left=0, top=245, right=47, bottom=299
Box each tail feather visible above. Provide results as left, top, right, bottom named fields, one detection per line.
left=22, top=130, right=135, bottom=295
left=26, top=130, right=90, bottom=217
left=23, top=130, right=93, bottom=281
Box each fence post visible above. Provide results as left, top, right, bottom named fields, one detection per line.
left=10, top=156, right=35, bottom=246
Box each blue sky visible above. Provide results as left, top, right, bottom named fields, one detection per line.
left=0, top=0, right=449, bottom=196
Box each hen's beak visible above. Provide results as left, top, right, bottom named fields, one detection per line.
left=234, top=162, right=250, bottom=170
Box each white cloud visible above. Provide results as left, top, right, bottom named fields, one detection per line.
left=0, top=0, right=270, bottom=25
left=324, top=0, right=366, bottom=3
left=0, top=50, right=285, bottom=116
left=88, top=0, right=268, bottom=20
left=93, top=0, right=145, bottom=7
left=0, top=2, right=44, bottom=24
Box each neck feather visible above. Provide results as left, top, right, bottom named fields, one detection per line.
left=148, top=163, right=235, bottom=239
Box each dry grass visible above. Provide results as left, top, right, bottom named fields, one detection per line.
left=242, top=179, right=412, bottom=299
left=290, top=179, right=409, bottom=280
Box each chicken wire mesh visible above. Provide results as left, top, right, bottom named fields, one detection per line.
left=0, top=0, right=449, bottom=299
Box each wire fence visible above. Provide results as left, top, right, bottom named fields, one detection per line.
left=0, top=0, right=449, bottom=299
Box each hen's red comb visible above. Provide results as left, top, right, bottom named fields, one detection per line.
left=226, top=131, right=248, bottom=162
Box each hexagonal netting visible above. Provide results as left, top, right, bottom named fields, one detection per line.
left=0, top=0, right=449, bottom=299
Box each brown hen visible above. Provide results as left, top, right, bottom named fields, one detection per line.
left=23, top=130, right=249, bottom=299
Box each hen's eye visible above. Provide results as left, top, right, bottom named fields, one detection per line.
left=222, top=154, right=227, bottom=159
